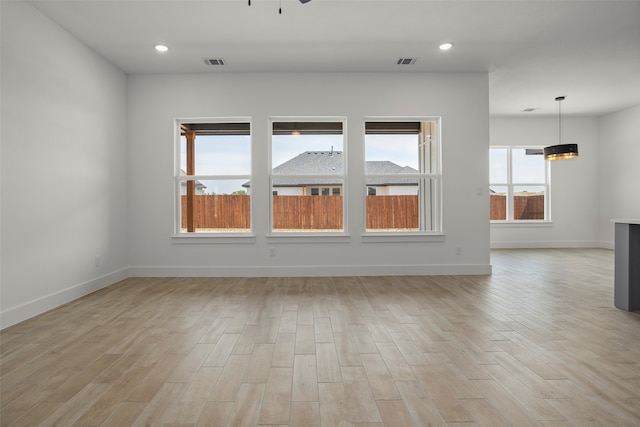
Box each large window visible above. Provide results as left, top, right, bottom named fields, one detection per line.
left=269, top=119, right=345, bottom=233
left=175, top=120, right=251, bottom=234
left=490, top=147, right=549, bottom=221
left=364, top=120, right=441, bottom=233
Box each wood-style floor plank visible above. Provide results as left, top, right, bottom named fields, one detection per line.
left=2, top=249, right=639, bottom=426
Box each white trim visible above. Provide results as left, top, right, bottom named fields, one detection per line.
left=129, top=264, right=491, bottom=278
left=0, top=268, right=129, bottom=330
left=598, top=241, right=615, bottom=250
left=363, top=117, right=443, bottom=234
left=268, top=116, right=348, bottom=235
left=174, top=117, right=253, bottom=235
left=490, top=240, right=603, bottom=249
left=490, top=146, right=549, bottom=222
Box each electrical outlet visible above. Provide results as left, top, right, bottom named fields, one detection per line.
left=269, top=247, right=276, bottom=257
left=95, top=255, right=101, bottom=267
left=455, top=246, right=462, bottom=255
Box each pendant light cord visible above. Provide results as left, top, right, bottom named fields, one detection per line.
left=556, top=96, right=565, bottom=145
left=558, top=99, right=562, bottom=144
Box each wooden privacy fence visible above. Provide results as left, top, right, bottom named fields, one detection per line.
left=366, top=195, right=418, bottom=229
left=273, top=195, right=343, bottom=230
left=490, top=193, right=544, bottom=220
left=182, top=195, right=420, bottom=230
left=181, top=195, right=250, bottom=229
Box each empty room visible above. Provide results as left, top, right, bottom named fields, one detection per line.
left=1, top=1, right=639, bottom=426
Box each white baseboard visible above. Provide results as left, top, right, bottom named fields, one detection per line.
left=129, top=263, right=492, bottom=278
left=597, top=241, right=615, bottom=250
left=1, top=268, right=130, bottom=330
left=2, top=263, right=493, bottom=329
left=490, top=240, right=605, bottom=249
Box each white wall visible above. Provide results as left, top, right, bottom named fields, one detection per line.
left=489, top=117, right=600, bottom=248
left=0, top=2, right=129, bottom=328
left=128, top=73, right=490, bottom=277
left=598, top=105, right=640, bottom=247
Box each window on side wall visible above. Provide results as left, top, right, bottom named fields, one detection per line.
left=364, top=119, right=441, bottom=233
left=269, top=119, right=346, bottom=234
left=490, top=147, right=549, bottom=222
left=176, top=120, right=251, bottom=234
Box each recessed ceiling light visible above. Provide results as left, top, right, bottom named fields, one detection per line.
left=439, top=42, right=454, bottom=51
left=154, top=44, right=169, bottom=52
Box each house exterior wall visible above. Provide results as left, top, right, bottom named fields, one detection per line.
left=273, top=187, right=303, bottom=196
left=127, top=72, right=490, bottom=277
left=374, top=186, right=418, bottom=196
left=1, top=2, right=129, bottom=327
left=276, top=185, right=414, bottom=196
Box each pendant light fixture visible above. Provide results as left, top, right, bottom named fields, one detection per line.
left=544, top=96, right=578, bottom=161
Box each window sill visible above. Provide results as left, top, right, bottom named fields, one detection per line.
left=490, top=221, right=553, bottom=228
left=361, top=232, right=446, bottom=243
left=172, top=233, right=257, bottom=244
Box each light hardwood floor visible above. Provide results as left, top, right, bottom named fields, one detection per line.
left=2, top=249, right=639, bottom=426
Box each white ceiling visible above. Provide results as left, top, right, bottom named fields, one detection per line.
left=28, top=0, right=640, bottom=116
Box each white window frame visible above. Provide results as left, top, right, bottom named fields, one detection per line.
left=268, top=116, right=348, bottom=237
left=490, top=146, right=550, bottom=223
left=363, top=117, right=442, bottom=236
left=173, top=117, right=254, bottom=239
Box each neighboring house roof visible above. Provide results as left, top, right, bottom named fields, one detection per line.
left=364, top=161, right=420, bottom=186
left=244, top=151, right=418, bottom=187
left=180, top=169, right=207, bottom=190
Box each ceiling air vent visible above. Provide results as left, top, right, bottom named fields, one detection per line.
left=204, top=58, right=226, bottom=66
left=396, top=58, right=418, bottom=65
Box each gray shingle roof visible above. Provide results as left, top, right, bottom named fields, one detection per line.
left=245, top=151, right=418, bottom=187
left=273, top=151, right=344, bottom=175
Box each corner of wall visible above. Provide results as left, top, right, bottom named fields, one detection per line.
left=1, top=269, right=130, bottom=330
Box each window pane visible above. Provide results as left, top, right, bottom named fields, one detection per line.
left=180, top=133, right=251, bottom=175
left=272, top=182, right=344, bottom=232
left=512, top=148, right=545, bottom=183
left=180, top=179, right=250, bottom=233
left=489, top=148, right=508, bottom=183
left=490, top=185, right=507, bottom=220
left=272, top=122, right=343, bottom=173
left=513, top=186, right=545, bottom=220
left=366, top=193, right=419, bottom=231
left=365, top=178, right=437, bottom=232
left=270, top=121, right=345, bottom=233
left=364, top=120, right=439, bottom=233
left=365, top=134, right=419, bottom=171
left=178, top=121, right=251, bottom=234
